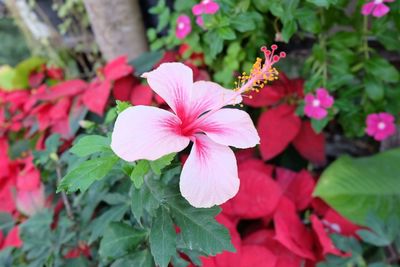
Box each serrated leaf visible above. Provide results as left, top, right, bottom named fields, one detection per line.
left=150, top=207, right=176, bottom=267
left=70, top=135, right=110, bottom=157
left=111, top=249, right=154, bottom=267
left=168, top=196, right=235, bottom=255
left=313, top=148, right=400, bottom=225
left=58, top=155, right=119, bottom=193
left=99, top=222, right=147, bottom=259
left=89, top=204, right=129, bottom=244
left=131, top=160, right=150, bottom=188
left=357, top=229, right=391, bottom=247
left=150, top=153, right=176, bottom=175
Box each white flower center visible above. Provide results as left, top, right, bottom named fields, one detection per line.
left=312, top=99, right=320, bottom=107
left=202, top=0, right=211, bottom=4
left=377, top=122, right=386, bottom=130
left=177, top=22, right=185, bottom=29
left=374, top=0, right=383, bottom=4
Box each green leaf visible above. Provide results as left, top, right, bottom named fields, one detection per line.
left=365, top=57, right=399, bottom=83
left=116, top=100, right=132, bottom=114
left=70, top=135, right=110, bottom=157
left=216, top=27, right=236, bottom=40
left=111, top=249, right=154, bottom=267
left=0, top=66, right=16, bottom=91
left=313, top=148, right=400, bottom=225
left=357, top=213, right=399, bottom=246
left=364, top=76, right=384, bottom=101
left=99, top=222, right=147, bottom=259
left=281, top=20, right=297, bottom=42
left=89, top=204, right=129, bottom=244
left=311, top=117, right=329, bottom=133
left=296, top=8, right=320, bottom=33
left=230, top=14, right=256, bottom=32
left=306, top=0, right=336, bottom=7
left=168, top=196, right=235, bottom=255
left=58, top=155, right=119, bottom=193
left=130, top=51, right=163, bottom=76
left=150, top=153, right=176, bottom=175
left=150, top=207, right=177, bottom=267
left=130, top=160, right=150, bottom=188
left=12, top=56, right=46, bottom=88
left=204, top=31, right=223, bottom=58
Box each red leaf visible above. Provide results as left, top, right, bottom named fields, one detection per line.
left=239, top=245, right=277, bottom=267
left=102, top=56, right=133, bottom=80
left=28, top=71, right=45, bottom=88
left=3, top=226, right=22, bottom=249
left=130, top=84, right=153, bottom=106
left=222, top=167, right=282, bottom=219
left=274, top=197, right=315, bottom=260
left=311, top=215, right=350, bottom=258
left=276, top=168, right=315, bottom=211
left=46, top=67, right=64, bottom=80
left=258, top=104, right=301, bottom=160
left=35, top=80, right=87, bottom=101
left=323, top=209, right=360, bottom=237
left=82, top=80, right=112, bottom=116
left=113, top=76, right=136, bottom=101
left=292, top=121, right=326, bottom=165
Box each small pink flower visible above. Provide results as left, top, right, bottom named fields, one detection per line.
left=111, top=46, right=284, bottom=208
left=192, top=0, right=220, bottom=16
left=361, top=0, right=394, bottom=17
left=196, top=16, right=204, bottom=27
left=366, top=112, right=396, bottom=141
left=304, top=88, right=334, bottom=120
left=175, top=15, right=191, bottom=39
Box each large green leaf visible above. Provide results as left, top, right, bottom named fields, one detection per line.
left=313, top=148, right=400, bottom=225
left=149, top=207, right=176, bottom=267
left=69, top=135, right=111, bottom=157
left=168, top=196, right=235, bottom=255
left=99, top=222, right=147, bottom=259
left=58, top=155, right=119, bottom=193
left=111, top=249, right=154, bottom=267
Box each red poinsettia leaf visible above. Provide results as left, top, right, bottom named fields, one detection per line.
left=276, top=168, right=315, bottom=211
left=221, top=167, right=282, bottom=219
left=240, top=245, right=277, bottom=267
left=113, top=75, right=138, bottom=101
left=311, top=214, right=350, bottom=258
left=130, top=84, right=153, bottom=106
left=3, top=226, right=22, bottom=249
left=323, top=209, right=360, bottom=237
left=258, top=104, right=301, bottom=160
left=16, top=159, right=41, bottom=191
left=46, top=67, right=64, bottom=80
left=35, top=80, right=87, bottom=101
left=82, top=79, right=112, bottom=116
left=274, top=197, right=316, bottom=260
left=102, top=56, right=133, bottom=81
left=311, top=197, right=331, bottom=216
left=239, top=158, right=274, bottom=177
left=290, top=78, right=304, bottom=98
left=0, top=179, right=17, bottom=214
left=292, top=121, right=326, bottom=165
left=50, top=98, right=71, bottom=121
left=235, top=148, right=256, bottom=164
left=28, top=71, right=45, bottom=88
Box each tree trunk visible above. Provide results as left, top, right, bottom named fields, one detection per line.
left=83, top=0, right=148, bottom=61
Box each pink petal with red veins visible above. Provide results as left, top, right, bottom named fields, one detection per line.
left=111, top=106, right=189, bottom=162
left=180, top=134, right=239, bottom=208
left=142, top=63, right=193, bottom=120
left=197, top=108, right=259, bottom=149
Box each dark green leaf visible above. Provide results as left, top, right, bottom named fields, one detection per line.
left=168, top=196, right=235, bottom=255
left=311, top=117, right=329, bottom=133
left=281, top=20, right=297, bottom=42
left=111, top=249, right=154, bottom=267
left=131, top=160, right=150, bottom=188
left=99, top=222, right=147, bottom=259
left=150, top=207, right=177, bottom=267
left=130, top=51, right=163, bottom=76
left=58, top=155, right=119, bottom=193
left=69, top=135, right=110, bottom=157
left=365, top=57, right=399, bottom=83
left=364, top=76, right=384, bottom=101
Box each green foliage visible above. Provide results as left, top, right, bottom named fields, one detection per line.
left=314, top=148, right=400, bottom=225
left=69, top=135, right=111, bottom=157
left=0, top=18, right=30, bottom=67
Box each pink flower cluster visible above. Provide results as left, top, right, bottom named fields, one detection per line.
left=175, top=0, right=220, bottom=39
left=362, top=0, right=394, bottom=17
left=304, top=88, right=334, bottom=120
left=366, top=112, right=396, bottom=141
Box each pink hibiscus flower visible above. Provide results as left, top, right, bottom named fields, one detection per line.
left=366, top=112, right=396, bottom=141
left=361, top=0, right=394, bottom=17
left=176, top=15, right=192, bottom=39
left=304, top=88, right=334, bottom=120
left=192, top=0, right=220, bottom=16
left=111, top=46, right=284, bottom=207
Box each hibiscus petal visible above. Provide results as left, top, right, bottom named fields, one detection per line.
left=142, top=63, right=192, bottom=119
left=180, top=134, right=239, bottom=208
left=191, top=81, right=242, bottom=116
left=111, top=106, right=189, bottom=161
left=197, top=108, right=259, bottom=149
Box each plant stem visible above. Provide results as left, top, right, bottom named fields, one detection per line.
left=56, top=164, right=75, bottom=220
left=319, top=10, right=328, bottom=88
left=363, top=15, right=370, bottom=60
